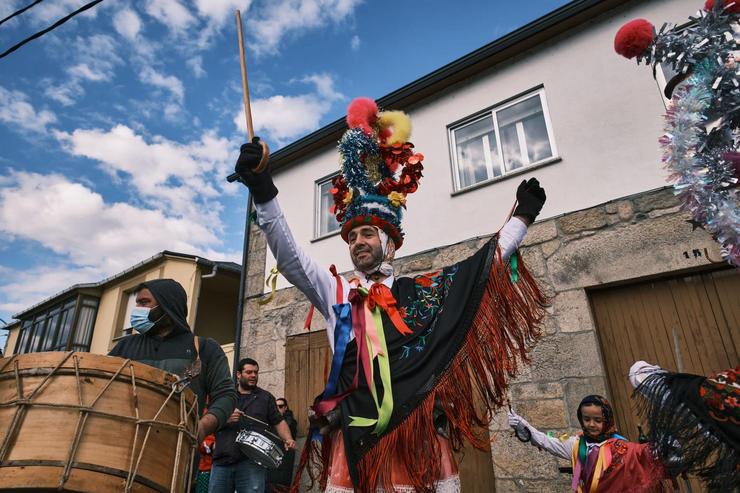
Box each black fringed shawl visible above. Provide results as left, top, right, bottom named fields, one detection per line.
left=295, top=237, right=547, bottom=492
left=634, top=366, right=740, bottom=492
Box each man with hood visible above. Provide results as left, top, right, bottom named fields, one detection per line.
left=234, top=98, right=548, bottom=492
left=109, top=279, right=236, bottom=443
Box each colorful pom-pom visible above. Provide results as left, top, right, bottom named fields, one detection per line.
left=346, top=97, right=379, bottom=135
left=378, top=110, right=412, bottom=145
left=614, top=19, right=655, bottom=59
left=705, top=0, right=740, bottom=14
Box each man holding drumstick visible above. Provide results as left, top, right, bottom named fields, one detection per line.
left=210, top=357, right=296, bottom=493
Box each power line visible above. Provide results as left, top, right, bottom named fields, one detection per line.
left=0, top=0, right=104, bottom=60
left=0, top=0, right=44, bottom=27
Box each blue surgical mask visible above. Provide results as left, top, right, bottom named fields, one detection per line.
left=130, top=306, right=159, bottom=334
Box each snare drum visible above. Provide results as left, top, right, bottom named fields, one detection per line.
left=235, top=419, right=284, bottom=470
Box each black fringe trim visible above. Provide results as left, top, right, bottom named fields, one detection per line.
left=634, top=371, right=739, bottom=492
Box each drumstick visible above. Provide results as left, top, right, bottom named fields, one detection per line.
left=235, top=10, right=269, bottom=172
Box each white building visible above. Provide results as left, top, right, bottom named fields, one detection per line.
left=240, top=1, right=738, bottom=490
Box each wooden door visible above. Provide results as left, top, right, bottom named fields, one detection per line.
left=284, top=329, right=331, bottom=438
left=283, top=330, right=496, bottom=491
left=589, top=267, right=740, bottom=492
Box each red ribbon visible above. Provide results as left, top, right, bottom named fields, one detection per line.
left=367, top=284, right=413, bottom=336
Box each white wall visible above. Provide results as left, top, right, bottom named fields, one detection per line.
left=266, top=0, right=695, bottom=289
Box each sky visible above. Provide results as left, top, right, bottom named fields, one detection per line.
left=0, top=0, right=571, bottom=348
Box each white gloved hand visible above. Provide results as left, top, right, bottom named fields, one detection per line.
left=628, top=361, right=662, bottom=389
left=507, top=409, right=526, bottom=429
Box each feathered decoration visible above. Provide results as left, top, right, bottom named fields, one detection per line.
left=331, top=98, right=425, bottom=249
left=614, top=19, right=655, bottom=59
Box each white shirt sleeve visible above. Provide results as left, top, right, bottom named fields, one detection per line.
left=498, top=217, right=528, bottom=262
left=254, top=198, right=341, bottom=348
left=526, top=423, right=577, bottom=460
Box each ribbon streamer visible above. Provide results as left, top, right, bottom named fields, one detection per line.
left=257, top=266, right=280, bottom=305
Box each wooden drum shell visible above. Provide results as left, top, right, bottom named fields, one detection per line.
left=0, top=352, right=198, bottom=492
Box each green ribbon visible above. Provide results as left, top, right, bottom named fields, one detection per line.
left=349, top=289, right=394, bottom=435
left=509, top=252, right=519, bottom=283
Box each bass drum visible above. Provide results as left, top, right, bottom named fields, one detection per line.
left=0, top=352, right=199, bottom=492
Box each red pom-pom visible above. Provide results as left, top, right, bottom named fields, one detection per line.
left=614, top=19, right=654, bottom=59
left=705, top=0, right=740, bottom=14
left=346, top=97, right=378, bottom=134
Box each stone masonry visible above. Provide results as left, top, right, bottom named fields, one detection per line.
left=238, top=186, right=723, bottom=492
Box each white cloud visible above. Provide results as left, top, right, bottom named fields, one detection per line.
left=139, top=66, right=185, bottom=102
left=187, top=56, right=206, bottom=78
left=194, top=0, right=251, bottom=25
left=0, top=86, right=57, bottom=134
left=68, top=63, right=109, bottom=82
left=54, top=125, right=234, bottom=222
left=351, top=35, right=360, bottom=51
left=234, top=73, right=344, bottom=144
left=42, top=34, right=122, bottom=105
left=144, top=0, right=196, bottom=33
left=113, top=8, right=142, bottom=41
left=28, top=0, right=104, bottom=24
left=0, top=171, right=241, bottom=315
left=251, top=0, right=362, bottom=55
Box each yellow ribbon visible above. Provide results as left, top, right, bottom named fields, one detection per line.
left=257, top=267, right=280, bottom=305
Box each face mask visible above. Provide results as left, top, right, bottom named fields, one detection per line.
left=130, top=305, right=159, bottom=334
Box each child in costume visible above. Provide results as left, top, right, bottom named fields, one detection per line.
left=507, top=395, right=667, bottom=492
left=629, top=361, right=739, bottom=492
left=234, top=97, right=548, bottom=492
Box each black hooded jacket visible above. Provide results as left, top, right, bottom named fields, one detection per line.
left=109, top=279, right=236, bottom=428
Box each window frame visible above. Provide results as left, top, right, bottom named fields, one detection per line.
left=312, top=171, right=342, bottom=241
left=13, top=294, right=98, bottom=354
left=447, top=86, right=560, bottom=194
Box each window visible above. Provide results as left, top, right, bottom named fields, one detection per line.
left=115, top=291, right=138, bottom=340
left=450, top=89, right=558, bottom=191
left=315, top=174, right=341, bottom=238
left=14, top=296, right=98, bottom=354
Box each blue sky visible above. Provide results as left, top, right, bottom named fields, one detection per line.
left=0, top=0, right=570, bottom=348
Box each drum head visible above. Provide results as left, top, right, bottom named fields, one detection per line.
left=235, top=428, right=284, bottom=469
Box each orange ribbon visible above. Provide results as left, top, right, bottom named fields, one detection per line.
left=367, top=284, right=413, bottom=336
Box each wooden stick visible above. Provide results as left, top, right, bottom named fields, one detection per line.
left=236, top=10, right=254, bottom=140
left=235, top=10, right=269, bottom=172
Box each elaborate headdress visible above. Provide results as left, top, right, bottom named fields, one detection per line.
left=329, top=97, right=424, bottom=249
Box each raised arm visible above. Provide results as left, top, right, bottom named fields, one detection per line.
left=498, top=177, right=547, bottom=261
left=234, top=138, right=337, bottom=321
left=508, top=409, right=575, bottom=460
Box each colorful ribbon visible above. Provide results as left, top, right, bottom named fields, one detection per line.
left=257, top=266, right=280, bottom=305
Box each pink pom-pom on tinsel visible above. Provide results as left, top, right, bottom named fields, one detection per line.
left=705, top=0, right=740, bottom=14
left=347, top=97, right=379, bottom=135
left=614, top=19, right=655, bottom=59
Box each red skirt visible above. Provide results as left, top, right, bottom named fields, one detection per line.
left=324, top=429, right=460, bottom=492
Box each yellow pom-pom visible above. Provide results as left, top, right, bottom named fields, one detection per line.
left=378, top=110, right=411, bottom=144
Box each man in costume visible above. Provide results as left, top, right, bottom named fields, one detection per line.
left=109, top=279, right=236, bottom=443
left=629, top=361, right=739, bottom=492
left=210, top=357, right=296, bottom=493
left=508, top=395, right=667, bottom=492
left=234, top=97, right=548, bottom=492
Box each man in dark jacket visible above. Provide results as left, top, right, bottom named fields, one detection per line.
left=109, top=278, right=236, bottom=443
left=210, top=358, right=295, bottom=493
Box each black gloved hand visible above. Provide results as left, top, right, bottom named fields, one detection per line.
left=513, top=178, right=546, bottom=224
left=234, top=136, right=278, bottom=203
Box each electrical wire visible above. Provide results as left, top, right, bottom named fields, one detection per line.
left=0, top=0, right=104, bottom=60
left=0, top=0, right=44, bottom=27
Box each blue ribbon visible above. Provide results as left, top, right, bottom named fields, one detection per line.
left=323, top=303, right=353, bottom=398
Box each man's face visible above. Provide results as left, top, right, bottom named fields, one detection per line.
left=238, top=364, right=259, bottom=390
left=276, top=399, right=287, bottom=416
left=135, top=288, right=157, bottom=308
left=348, top=226, right=383, bottom=271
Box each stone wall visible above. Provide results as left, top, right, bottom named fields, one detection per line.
left=238, top=186, right=723, bottom=492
